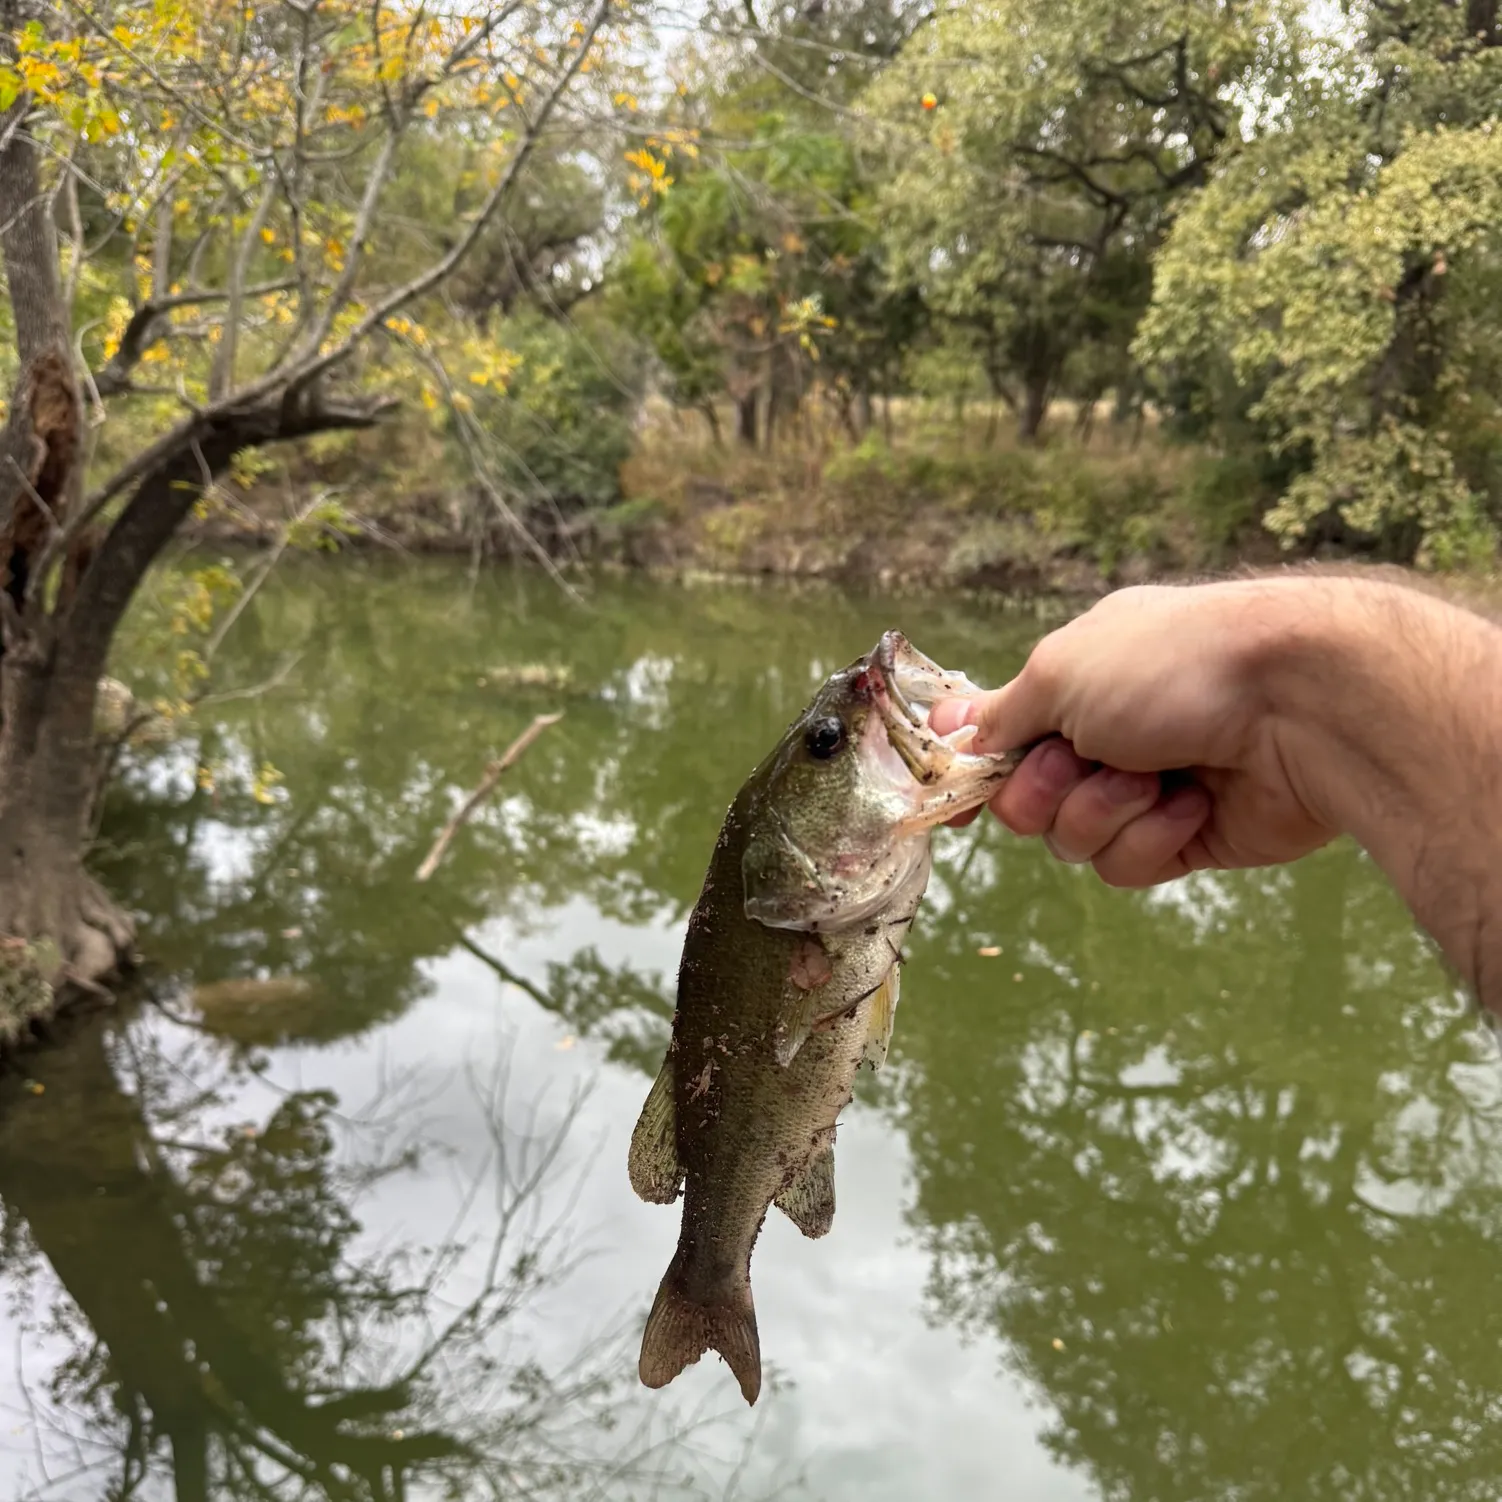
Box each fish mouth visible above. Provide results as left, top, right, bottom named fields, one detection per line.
left=862, top=630, right=1024, bottom=831
left=866, top=631, right=983, bottom=783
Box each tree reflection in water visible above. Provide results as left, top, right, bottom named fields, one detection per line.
left=0, top=1004, right=761, bottom=1501
left=902, top=835, right=1502, bottom=1502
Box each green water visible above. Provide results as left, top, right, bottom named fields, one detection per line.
left=0, top=558, right=1498, bottom=1501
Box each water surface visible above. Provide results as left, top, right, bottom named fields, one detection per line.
left=0, top=559, right=1497, bottom=1500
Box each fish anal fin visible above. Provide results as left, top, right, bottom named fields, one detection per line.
left=628, top=1055, right=683, bottom=1204
left=775, top=1140, right=836, bottom=1239
left=861, top=963, right=900, bottom=1070
left=639, top=1249, right=761, bottom=1405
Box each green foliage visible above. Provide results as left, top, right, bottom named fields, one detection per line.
left=468, top=309, right=642, bottom=508
left=610, top=112, right=902, bottom=443
left=1137, top=3, right=1502, bottom=563
left=864, top=0, right=1302, bottom=438
left=607, top=236, right=723, bottom=414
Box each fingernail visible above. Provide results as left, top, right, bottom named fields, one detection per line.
left=929, top=698, right=977, bottom=737
left=1042, top=832, right=1088, bottom=866
left=1035, top=740, right=1082, bottom=794
left=1104, top=769, right=1158, bottom=806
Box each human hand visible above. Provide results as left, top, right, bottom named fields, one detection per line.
left=930, top=581, right=1349, bottom=887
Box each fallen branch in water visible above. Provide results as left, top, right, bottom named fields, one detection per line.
left=415, top=712, right=563, bottom=882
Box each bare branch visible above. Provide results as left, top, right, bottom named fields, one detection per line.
left=284, top=0, right=615, bottom=392
left=60, top=0, right=273, bottom=160
left=202, top=489, right=334, bottom=664
left=279, top=3, right=329, bottom=326
left=195, top=650, right=302, bottom=706
left=93, top=281, right=297, bottom=398
left=209, top=180, right=278, bottom=400
left=294, top=125, right=403, bottom=359
left=60, top=149, right=85, bottom=322
left=416, top=713, right=563, bottom=881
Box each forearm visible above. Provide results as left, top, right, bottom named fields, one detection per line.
left=1257, top=578, right=1502, bottom=1004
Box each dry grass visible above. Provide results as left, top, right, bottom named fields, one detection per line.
left=616, top=394, right=1243, bottom=589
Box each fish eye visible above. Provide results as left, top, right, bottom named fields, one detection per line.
left=805, top=717, right=846, bottom=760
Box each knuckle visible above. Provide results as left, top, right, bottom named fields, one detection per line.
left=998, top=796, right=1049, bottom=839
left=1023, top=634, right=1065, bottom=694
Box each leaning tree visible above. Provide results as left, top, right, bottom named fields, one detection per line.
left=0, top=0, right=626, bottom=1009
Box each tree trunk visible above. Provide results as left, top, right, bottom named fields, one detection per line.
left=735, top=392, right=758, bottom=447
left=1018, top=374, right=1050, bottom=445
left=0, top=646, right=136, bottom=996
left=1075, top=393, right=1100, bottom=445
left=0, top=79, right=136, bottom=1015
left=698, top=401, right=723, bottom=447
left=980, top=350, right=1013, bottom=449
left=761, top=348, right=778, bottom=453
left=854, top=381, right=873, bottom=438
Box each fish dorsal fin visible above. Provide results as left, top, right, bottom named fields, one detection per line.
left=775, top=1140, right=836, bottom=1239
left=628, top=1054, right=683, bottom=1204
left=772, top=937, right=841, bottom=1067
left=861, top=963, right=900, bottom=1070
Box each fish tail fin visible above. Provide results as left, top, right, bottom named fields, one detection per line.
left=638, top=1247, right=761, bottom=1405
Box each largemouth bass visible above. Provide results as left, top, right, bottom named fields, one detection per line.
left=628, top=631, right=1024, bottom=1404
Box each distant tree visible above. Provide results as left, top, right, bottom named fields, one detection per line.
left=865, top=0, right=1300, bottom=441
left=611, top=0, right=929, bottom=445
left=1137, top=0, right=1502, bottom=564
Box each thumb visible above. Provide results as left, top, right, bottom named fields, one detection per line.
left=931, top=671, right=1058, bottom=756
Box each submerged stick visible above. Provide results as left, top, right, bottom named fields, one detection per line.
left=415, top=712, right=562, bottom=882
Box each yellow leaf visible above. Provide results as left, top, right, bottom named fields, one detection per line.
left=260, top=226, right=275, bottom=245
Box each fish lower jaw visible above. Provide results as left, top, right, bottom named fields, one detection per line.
left=893, top=756, right=1025, bottom=833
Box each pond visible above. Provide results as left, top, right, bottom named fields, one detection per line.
left=0, top=557, right=1497, bottom=1500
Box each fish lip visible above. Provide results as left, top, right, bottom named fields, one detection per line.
left=864, top=631, right=1000, bottom=793
left=865, top=635, right=936, bottom=784
left=873, top=631, right=924, bottom=728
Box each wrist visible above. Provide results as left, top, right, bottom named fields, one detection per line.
left=1246, top=574, right=1502, bottom=998
left=1246, top=577, right=1461, bottom=810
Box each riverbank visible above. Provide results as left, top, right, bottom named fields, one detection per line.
left=194, top=403, right=1367, bottom=596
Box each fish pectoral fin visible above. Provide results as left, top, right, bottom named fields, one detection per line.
left=861, top=964, right=900, bottom=1070
left=628, top=1055, right=683, bottom=1204
left=772, top=985, right=851, bottom=1068
left=639, top=1249, right=761, bottom=1405
left=772, top=987, right=820, bottom=1068
left=775, top=1139, right=836, bottom=1239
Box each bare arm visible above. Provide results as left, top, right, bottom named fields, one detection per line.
left=932, top=576, right=1502, bottom=1008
